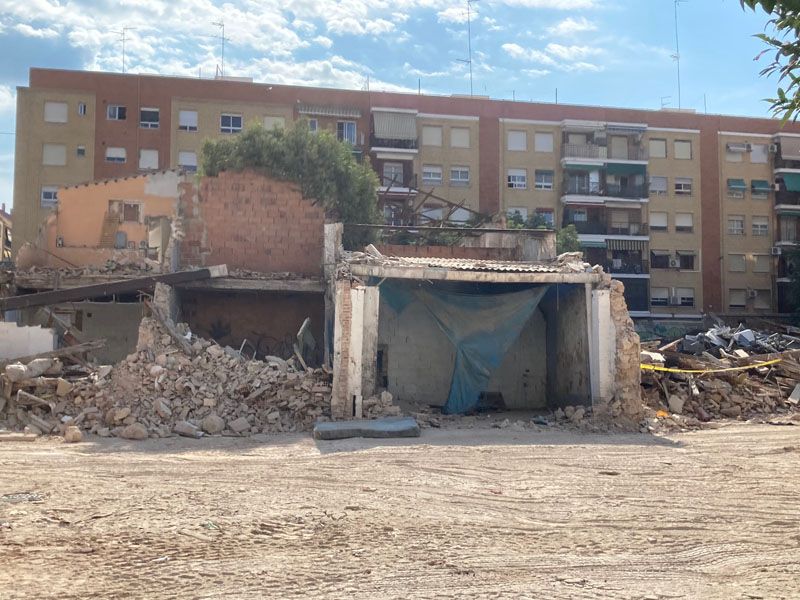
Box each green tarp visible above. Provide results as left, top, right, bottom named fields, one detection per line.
left=606, top=163, right=646, bottom=176
left=782, top=173, right=800, bottom=192
left=727, top=178, right=746, bottom=190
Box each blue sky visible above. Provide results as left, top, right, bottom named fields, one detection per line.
left=0, top=0, right=783, bottom=208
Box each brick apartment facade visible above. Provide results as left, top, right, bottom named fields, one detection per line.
left=13, top=67, right=800, bottom=316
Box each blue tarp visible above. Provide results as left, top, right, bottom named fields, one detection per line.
left=381, top=282, right=549, bottom=414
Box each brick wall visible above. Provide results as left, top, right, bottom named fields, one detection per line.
left=331, top=279, right=353, bottom=419
left=180, top=171, right=326, bottom=276
left=377, top=244, right=519, bottom=261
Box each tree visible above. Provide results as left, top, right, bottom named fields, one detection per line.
left=741, top=1, right=800, bottom=120
left=506, top=210, right=550, bottom=230
left=556, top=224, right=582, bottom=254
left=201, top=120, right=381, bottom=247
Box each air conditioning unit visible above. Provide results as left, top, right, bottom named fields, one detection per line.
left=669, top=258, right=680, bottom=268
left=56, top=236, right=64, bottom=248
left=747, top=289, right=758, bottom=299
left=771, top=246, right=782, bottom=256
left=769, top=143, right=778, bottom=153
left=726, top=142, right=748, bottom=153
left=669, top=296, right=681, bottom=306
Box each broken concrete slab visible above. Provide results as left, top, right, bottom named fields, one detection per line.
left=313, top=416, right=420, bottom=440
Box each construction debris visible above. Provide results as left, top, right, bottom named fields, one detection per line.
left=0, top=311, right=402, bottom=441
left=641, top=321, right=800, bottom=431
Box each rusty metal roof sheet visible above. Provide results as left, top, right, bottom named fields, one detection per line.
left=382, top=256, right=564, bottom=273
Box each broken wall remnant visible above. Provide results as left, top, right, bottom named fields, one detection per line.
left=0, top=322, right=56, bottom=359
left=180, top=170, right=326, bottom=275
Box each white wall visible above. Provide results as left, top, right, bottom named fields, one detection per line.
left=0, top=322, right=56, bottom=359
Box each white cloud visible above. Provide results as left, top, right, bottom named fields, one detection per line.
left=522, top=68, right=550, bottom=77
left=14, top=23, right=59, bottom=39
left=502, top=41, right=602, bottom=72
left=546, top=17, right=597, bottom=37
left=437, top=6, right=468, bottom=24
left=544, top=43, right=601, bottom=61
left=0, top=86, right=15, bottom=114
left=313, top=35, right=333, bottom=48
left=500, top=0, right=598, bottom=7
left=482, top=16, right=503, bottom=32
left=404, top=62, right=451, bottom=78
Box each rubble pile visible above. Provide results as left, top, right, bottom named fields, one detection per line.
left=641, top=322, right=800, bottom=430
left=0, top=315, right=392, bottom=440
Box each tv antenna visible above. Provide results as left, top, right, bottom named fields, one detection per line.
left=672, top=0, right=688, bottom=109
left=111, top=27, right=136, bottom=73
left=212, top=21, right=229, bottom=77
left=456, top=0, right=477, bottom=96
left=660, top=95, right=672, bottom=109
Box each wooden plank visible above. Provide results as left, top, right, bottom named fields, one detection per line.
left=0, top=433, right=38, bottom=442
left=1, top=265, right=227, bottom=311
left=177, top=277, right=325, bottom=294
left=0, top=339, right=106, bottom=368
left=144, top=300, right=195, bottom=357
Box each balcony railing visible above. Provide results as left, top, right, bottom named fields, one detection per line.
left=370, top=135, right=418, bottom=150
left=774, top=153, right=800, bottom=170
left=379, top=173, right=418, bottom=189
left=563, top=182, right=647, bottom=199
left=776, top=190, right=800, bottom=206
left=562, top=144, right=648, bottom=161
left=566, top=220, right=648, bottom=236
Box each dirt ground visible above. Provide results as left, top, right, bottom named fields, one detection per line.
left=1, top=423, right=799, bottom=599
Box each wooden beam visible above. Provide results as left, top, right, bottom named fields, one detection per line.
left=348, top=263, right=600, bottom=284
left=0, top=339, right=106, bottom=368
left=0, top=265, right=228, bottom=312
left=177, top=277, right=325, bottom=294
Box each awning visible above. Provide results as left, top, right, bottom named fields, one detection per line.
left=298, top=103, right=361, bottom=119
left=783, top=173, right=800, bottom=192
left=779, top=135, right=800, bottom=160
left=751, top=179, right=771, bottom=193
left=564, top=164, right=601, bottom=172
left=373, top=111, right=417, bottom=141
left=580, top=240, right=607, bottom=248
left=608, top=239, right=648, bottom=251
left=651, top=249, right=671, bottom=256
left=727, top=178, right=746, bottom=191
left=676, top=250, right=696, bottom=256
left=606, top=163, right=646, bottom=176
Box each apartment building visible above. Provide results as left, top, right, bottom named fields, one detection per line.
left=13, top=67, right=800, bottom=317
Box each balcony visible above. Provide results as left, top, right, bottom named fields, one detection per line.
left=370, top=135, right=418, bottom=150
left=775, top=190, right=800, bottom=207
left=562, top=181, right=648, bottom=200
left=566, top=219, right=648, bottom=236
left=562, top=143, right=648, bottom=162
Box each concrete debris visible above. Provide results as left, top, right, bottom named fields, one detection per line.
left=0, top=314, right=401, bottom=440
left=63, top=425, right=83, bottom=443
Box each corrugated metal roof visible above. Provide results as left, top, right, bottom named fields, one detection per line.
left=298, top=104, right=361, bottom=119
left=388, top=256, right=562, bottom=273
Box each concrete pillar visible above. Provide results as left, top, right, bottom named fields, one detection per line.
left=331, top=279, right=351, bottom=419
left=347, top=286, right=365, bottom=418
left=360, top=285, right=380, bottom=402
left=323, top=223, right=343, bottom=367
left=589, top=288, right=615, bottom=407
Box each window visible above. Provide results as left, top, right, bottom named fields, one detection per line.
left=650, top=250, right=670, bottom=269
left=140, top=107, right=159, bottom=129
left=422, top=164, right=442, bottom=185
left=263, top=116, right=285, bottom=129
left=728, top=215, right=745, bottom=235
left=675, top=212, right=694, bottom=233
left=750, top=144, right=769, bottom=164
left=725, top=149, right=743, bottom=162
left=422, top=125, right=442, bottom=146
left=507, top=207, right=528, bottom=220
left=728, top=254, right=747, bottom=272
left=450, top=127, right=470, bottom=148
left=751, top=180, right=770, bottom=199
left=337, top=120, right=356, bottom=144
left=44, top=101, right=68, bottom=123
left=781, top=216, right=799, bottom=242
left=536, top=208, right=555, bottom=228
left=678, top=251, right=696, bottom=270
left=754, top=290, right=771, bottom=310
left=40, top=186, right=58, bottom=209
left=107, top=105, right=126, bottom=120
left=752, top=216, right=769, bottom=236
left=571, top=208, right=588, bottom=222
left=309, top=118, right=318, bottom=133
left=507, top=130, right=527, bottom=151
left=675, top=177, right=692, bottom=195
left=649, top=176, right=667, bottom=195
left=649, top=138, right=667, bottom=158
left=754, top=254, right=771, bottom=273
left=651, top=287, right=669, bottom=307
left=114, top=202, right=141, bottom=223
left=76, top=145, right=86, bottom=157
left=727, top=178, right=746, bottom=199
left=674, top=140, right=692, bottom=160
left=649, top=211, right=668, bottom=232
left=42, top=143, right=66, bottom=166
left=534, top=170, right=554, bottom=190
left=677, top=287, right=695, bottom=307
left=567, top=133, right=587, bottom=145
left=421, top=205, right=443, bottom=221
left=383, top=162, right=405, bottom=186
left=450, top=166, right=470, bottom=186
left=78, top=102, right=86, bottom=116
left=221, top=113, right=243, bottom=134
left=138, top=149, right=158, bottom=170
left=105, top=147, right=127, bottom=164
left=178, top=110, right=198, bottom=131
left=507, top=168, right=527, bottom=189
left=178, top=151, right=197, bottom=173
left=729, top=289, right=747, bottom=309
left=534, top=132, right=554, bottom=153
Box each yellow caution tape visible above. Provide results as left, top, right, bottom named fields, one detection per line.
left=640, top=358, right=782, bottom=374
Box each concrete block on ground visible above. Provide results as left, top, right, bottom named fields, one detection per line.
left=313, top=416, right=421, bottom=440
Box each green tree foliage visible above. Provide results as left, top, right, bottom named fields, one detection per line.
left=786, top=246, right=800, bottom=312
left=201, top=121, right=381, bottom=247
left=741, top=0, right=800, bottom=120
left=556, top=224, right=582, bottom=255
left=506, top=210, right=550, bottom=230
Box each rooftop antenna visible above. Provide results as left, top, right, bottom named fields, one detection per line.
left=111, top=27, right=136, bottom=73
left=661, top=95, right=672, bottom=109
left=212, top=21, right=228, bottom=77
left=456, top=0, right=477, bottom=96
left=672, top=0, right=688, bottom=109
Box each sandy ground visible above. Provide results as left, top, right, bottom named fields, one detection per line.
left=1, top=423, right=799, bottom=599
